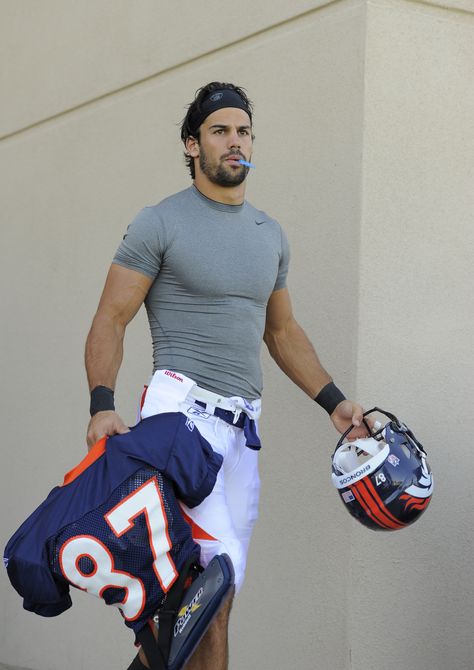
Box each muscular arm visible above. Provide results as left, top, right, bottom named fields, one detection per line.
left=263, top=288, right=331, bottom=398
left=264, top=288, right=364, bottom=435
left=85, top=264, right=153, bottom=446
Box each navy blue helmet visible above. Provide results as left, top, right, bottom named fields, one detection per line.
left=331, top=408, right=433, bottom=531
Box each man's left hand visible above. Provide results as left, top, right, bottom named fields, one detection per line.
left=330, top=400, right=369, bottom=439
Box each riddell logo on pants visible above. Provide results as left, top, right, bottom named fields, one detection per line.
left=164, top=370, right=184, bottom=383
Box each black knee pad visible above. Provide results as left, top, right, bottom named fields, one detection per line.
left=135, top=554, right=234, bottom=670
left=167, top=553, right=234, bottom=669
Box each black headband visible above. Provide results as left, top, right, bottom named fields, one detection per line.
left=188, top=89, right=251, bottom=135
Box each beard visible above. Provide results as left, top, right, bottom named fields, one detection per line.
left=199, top=148, right=248, bottom=187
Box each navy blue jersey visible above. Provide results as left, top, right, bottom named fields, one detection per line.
left=4, top=412, right=222, bottom=633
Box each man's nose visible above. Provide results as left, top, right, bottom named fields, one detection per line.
left=227, top=129, right=241, bottom=148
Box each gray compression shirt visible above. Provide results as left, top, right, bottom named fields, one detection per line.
left=113, top=185, right=289, bottom=400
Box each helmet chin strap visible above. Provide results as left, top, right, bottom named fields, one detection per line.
left=333, top=436, right=385, bottom=476
left=348, top=436, right=384, bottom=457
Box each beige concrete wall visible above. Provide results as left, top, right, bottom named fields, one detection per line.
left=352, top=2, right=474, bottom=669
left=0, top=0, right=340, bottom=138
left=1, top=1, right=472, bottom=669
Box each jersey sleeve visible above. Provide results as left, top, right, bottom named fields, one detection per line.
left=9, top=558, right=72, bottom=617
left=4, top=514, right=73, bottom=617
left=113, top=206, right=165, bottom=279
left=273, top=225, right=290, bottom=291
left=112, top=414, right=223, bottom=508
left=164, top=417, right=223, bottom=508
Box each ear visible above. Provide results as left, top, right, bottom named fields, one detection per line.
left=185, top=136, right=200, bottom=158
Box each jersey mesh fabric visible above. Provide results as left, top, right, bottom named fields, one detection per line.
left=4, top=413, right=222, bottom=628
left=48, top=467, right=199, bottom=633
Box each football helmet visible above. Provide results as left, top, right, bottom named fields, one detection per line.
left=331, top=408, right=433, bottom=531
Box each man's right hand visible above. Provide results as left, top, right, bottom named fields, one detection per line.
left=86, top=410, right=130, bottom=450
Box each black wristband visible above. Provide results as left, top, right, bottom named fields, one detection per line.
left=90, top=385, right=115, bottom=416
left=314, top=382, right=346, bottom=415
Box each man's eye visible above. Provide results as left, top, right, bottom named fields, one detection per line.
left=239, top=129, right=249, bottom=135
left=214, top=129, right=224, bottom=134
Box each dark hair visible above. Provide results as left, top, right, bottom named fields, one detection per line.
left=180, top=82, right=254, bottom=179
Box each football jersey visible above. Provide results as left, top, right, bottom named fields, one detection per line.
left=4, top=412, right=223, bottom=633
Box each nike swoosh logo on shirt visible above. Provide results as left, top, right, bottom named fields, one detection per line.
left=255, top=220, right=265, bottom=225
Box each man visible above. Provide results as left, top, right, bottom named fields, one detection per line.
left=85, top=82, right=366, bottom=669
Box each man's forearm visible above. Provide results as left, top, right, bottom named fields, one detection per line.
left=264, top=319, right=332, bottom=398
left=85, top=311, right=125, bottom=392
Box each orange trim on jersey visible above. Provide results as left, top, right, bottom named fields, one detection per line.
left=140, top=385, right=149, bottom=413
left=59, top=533, right=146, bottom=621
left=61, top=436, right=108, bottom=486
left=180, top=508, right=218, bottom=542
left=105, top=477, right=178, bottom=593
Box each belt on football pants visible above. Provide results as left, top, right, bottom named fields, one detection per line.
left=193, top=400, right=261, bottom=450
